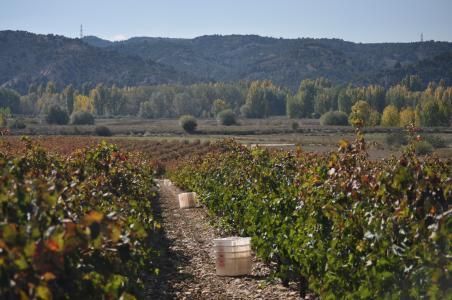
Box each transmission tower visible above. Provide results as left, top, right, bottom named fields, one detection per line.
left=420, top=33, right=423, bottom=42
left=80, top=24, right=84, bottom=39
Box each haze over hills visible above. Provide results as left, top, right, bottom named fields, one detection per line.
left=1, top=30, right=452, bottom=93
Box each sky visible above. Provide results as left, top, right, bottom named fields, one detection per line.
left=1, top=0, right=452, bottom=43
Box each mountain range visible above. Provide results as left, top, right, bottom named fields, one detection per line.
left=1, top=30, right=452, bottom=93
left=0, top=31, right=192, bottom=93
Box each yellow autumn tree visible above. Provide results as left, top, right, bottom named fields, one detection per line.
left=74, top=95, right=94, bottom=113
left=381, top=105, right=400, bottom=127
left=399, top=107, right=416, bottom=127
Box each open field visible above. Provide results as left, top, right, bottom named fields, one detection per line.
left=6, top=117, right=452, bottom=160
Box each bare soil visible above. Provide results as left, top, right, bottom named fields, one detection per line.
left=145, top=180, right=306, bottom=299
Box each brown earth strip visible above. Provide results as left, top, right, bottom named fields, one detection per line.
left=146, top=180, right=304, bottom=299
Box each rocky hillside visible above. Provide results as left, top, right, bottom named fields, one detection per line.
left=0, top=31, right=193, bottom=93
left=85, top=34, right=452, bottom=89
left=371, top=51, right=452, bottom=86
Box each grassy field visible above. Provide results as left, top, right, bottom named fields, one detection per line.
left=6, top=116, right=452, bottom=159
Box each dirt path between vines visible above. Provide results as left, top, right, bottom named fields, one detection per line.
left=145, top=180, right=303, bottom=299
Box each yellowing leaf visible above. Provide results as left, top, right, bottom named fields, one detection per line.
left=110, top=224, right=121, bottom=243
left=42, top=272, right=56, bottom=281
left=84, top=211, right=104, bottom=225
left=3, top=224, right=17, bottom=244
left=14, top=254, right=28, bottom=270
left=36, top=285, right=52, bottom=300
left=24, top=242, right=36, bottom=257
left=19, top=290, right=29, bottom=300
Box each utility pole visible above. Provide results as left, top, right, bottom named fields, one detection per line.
left=80, top=24, right=84, bottom=39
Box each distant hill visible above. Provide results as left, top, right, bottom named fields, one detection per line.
left=0, top=31, right=193, bottom=93
left=371, top=51, right=452, bottom=86
left=83, top=34, right=452, bottom=89
left=1, top=30, right=451, bottom=94
left=81, top=35, right=113, bottom=48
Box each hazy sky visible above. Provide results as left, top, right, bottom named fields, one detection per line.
left=1, top=0, right=451, bottom=43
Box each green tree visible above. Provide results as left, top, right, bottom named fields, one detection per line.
left=138, top=101, right=154, bottom=119
left=62, top=85, right=75, bottom=115
left=217, top=109, right=237, bottom=126
left=212, top=99, right=229, bottom=117
left=91, top=84, right=108, bottom=115
left=314, top=89, right=336, bottom=115
left=179, top=115, right=197, bottom=133
left=296, top=79, right=316, bottom=117
left=241, top=81, right=285, bottom=118
left=107, top=85, right=125, bottom=116
left=174, top=92, right=198, bottom=116
left=0, top=88, right=21, bottom=113
left=416, top=99, right=449, bottom=127
left=348, top=100, right=371, bottom=126
left=286, top=93, right=304, bottom=118
left=365, top=85, right=386, bottom=112
left=46, top=105, right=69, bottom=125
left=287, top=79, right=331, bottom=118
left=19, top=93, right=39, bottom=115
left=337, top=89, right=353, bottom=114
left=401, top=75, right=423, bottom=92
left=369, top=109, right=381, bottom=126
left=149, top=92, right=171, bottom=118
left=0, top=107, right=11, bottom=127
left=386, top=85, right=411, bottom=109
left=45, top=81, right=56, bottom=94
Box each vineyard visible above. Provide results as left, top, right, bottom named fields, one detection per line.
left=169, top=129, right=451, bottom=299
left=0, top=138, right=159, bottom=299
left=0, top=130, right=451, bottom=299
left=0, top=136, right=214, bottom=175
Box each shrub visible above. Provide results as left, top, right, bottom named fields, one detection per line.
left=71, top=111, right=95, bottom=125
left=179, top=115, right=197, bottom=133
left=217, top=109, right=237, bottom=126
left=46, top=105, right=69, bottom=125
left=385, top=132, right=409, bottom=147
left=8, top=119, right=26, bottom=129
left=311, top=112, right=321, bottom=119
left=415, top=140, right=433, bottom=155
left=95, top=125, right=112, bottom=136
left=424, top=135, right=446, bottom=148
left=320, top=111, right=349, bottom=126
left=239, top=104, right=251, bottom=117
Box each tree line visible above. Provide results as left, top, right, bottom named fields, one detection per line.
left=0, top=75, right=450, bottom=127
